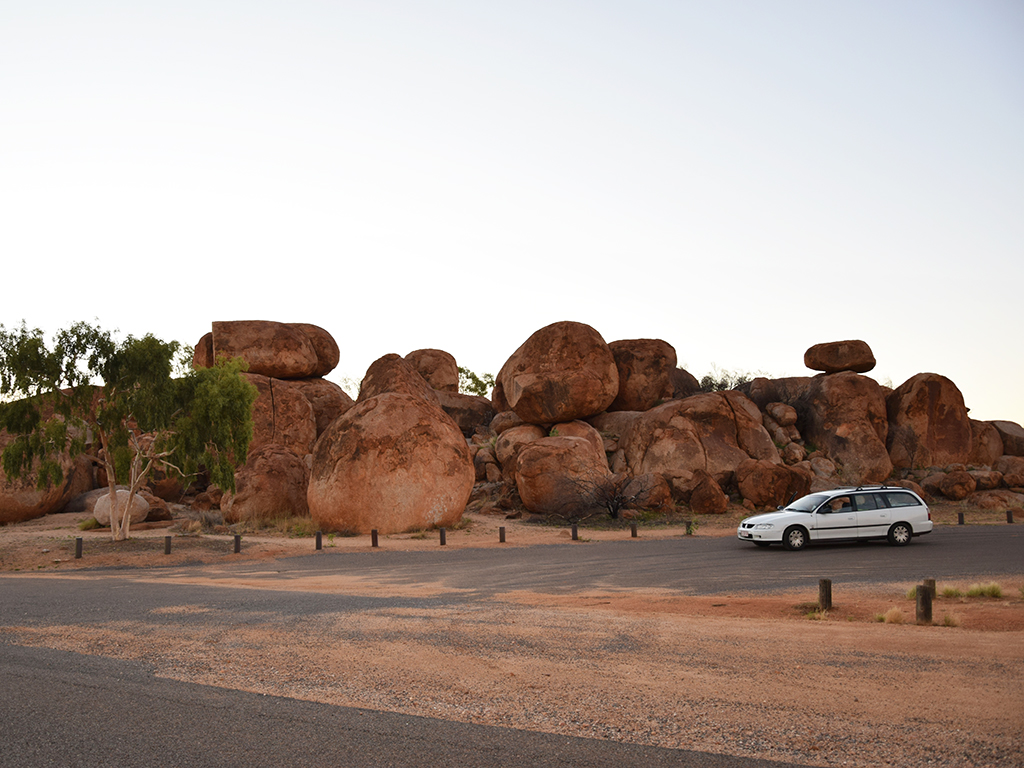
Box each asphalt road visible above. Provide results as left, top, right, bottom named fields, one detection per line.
left=164, top=523, right=1024, bottom=600
left=1, top=525, right=1019, bottom=768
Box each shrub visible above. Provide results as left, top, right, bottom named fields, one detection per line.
left=966, top=582, right=1002, bottom=598
left=880, top=607, right=905, bottom=624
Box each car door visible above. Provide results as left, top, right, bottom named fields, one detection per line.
left=853, top=492, right=890, bottom=539
left=812, top=495, right=857, bottom=540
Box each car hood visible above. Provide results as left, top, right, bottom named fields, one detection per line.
left=741, top=510, right=805, bottom=526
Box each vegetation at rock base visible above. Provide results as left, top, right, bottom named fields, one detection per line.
left=0, top=321, right=257, bottom=541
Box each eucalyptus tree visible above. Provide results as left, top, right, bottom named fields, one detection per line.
left=0, top=321, right=257, bottom=540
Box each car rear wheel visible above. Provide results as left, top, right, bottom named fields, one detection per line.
left=782, top=526, right=808, bottom=551
left=887, top=522, right=912, bottom=546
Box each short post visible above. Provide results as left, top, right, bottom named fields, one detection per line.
left=630, top=522, right=638, bottom=538
left=571, top=524, right=578, bottom=541
left=439, top=527, right=447, bottom=546
left=499, top=526, right=506, bottom=543
left=958, top=512, right=965, bottom=525
left=315, top=531, right=322, bottom=551
left=923, top=578, right=936, bottom=599
left=233, top=534, right=241, bottom=554
left=371, top=529, right=379, bottom=548
left=916, top=583, right=933, bottom=625
left=1008, top=510, right=1015, bottom=524
left=164, top=536, right=172, bottom=555
left=818, top=579, right=832, bottom=611
left=75, top=537, right=83, bottom=559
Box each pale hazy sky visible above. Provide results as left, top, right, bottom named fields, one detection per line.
left=3, top=1, right=1022, bottom=425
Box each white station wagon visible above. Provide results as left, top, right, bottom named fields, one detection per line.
left=737, top=486, right=933, bottom=551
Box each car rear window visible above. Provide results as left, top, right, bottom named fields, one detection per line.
left=881, top=492, right=921, bottom=508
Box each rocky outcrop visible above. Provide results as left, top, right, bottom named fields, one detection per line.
left=0, top=432, right=90, bottom=525
left=286, top=378, right=354, bottom=438
left=670, top=368, right=701, bottom=400
left=968, top=420, right=1005, bottom=466
left=244, top=374, right=318, bottom=457
left=358, top=354, right=440, bottom=405
left=794, top=372, right=892, bottom=484
left=618, top=391, right=779, bottom=499
left=886, top=373, right=972, bottom=469
left=436, top=390, right=496, bottom=437
left=223, top=444, right=310, bottom=523
left=196, top=321, right=338, bottom=379
left=994, top=456, right=1024, bottom=487
left=494, top=425, right=547, bottom=483
left=405, top=349, right=459, bottom=393
left=804, top=340, right=876, bottom=374
left=494, top=321, right=619, bottom=425
left=607, top=339, right=677, bottom=412
left=515, top=436, right=610, bottom=515
left=992, top=420, right=1024, bottom=457
left=308, top=393, right=473, bottom=535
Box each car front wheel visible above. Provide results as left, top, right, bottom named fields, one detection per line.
left=887, top=522, right=912, bottom=546
left=782, top=526, right=808, bottom=551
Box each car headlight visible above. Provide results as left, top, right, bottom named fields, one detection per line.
left=753, top=523, right=775, bottom=530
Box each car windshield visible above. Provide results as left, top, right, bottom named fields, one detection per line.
left=786, top=493, right=831, bottom=512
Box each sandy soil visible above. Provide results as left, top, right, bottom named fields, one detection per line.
left=2, top=507, right=1022, bottom=767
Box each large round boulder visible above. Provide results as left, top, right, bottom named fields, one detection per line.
left=804, top=340, right=876, bottom=374
left=494, top=321, right=619, bottom=425
left=357, top=354, right=440, bottom=405
left=885, top=373, right=972, bottom=469
left=991, top=420, right=1024, bottom=457
left=515, top=436, right=611, bottom=515
left=405, top=349, right=459, bottom=393
left=607, top=339, right=677, bottom=412
left=968, top=421, right=1004, bottom=466
left=93, top=489, right=150, bottom=527
left=223, top=444, right=310, bottom=523
left=308, top=393, right=473, bottom=535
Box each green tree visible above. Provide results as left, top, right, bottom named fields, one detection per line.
left=458, top=366, right=495, bottom=397
left=0, top=321, right=257, bottom=540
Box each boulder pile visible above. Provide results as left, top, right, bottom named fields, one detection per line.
left=4, top=319, right=1023, bottom=529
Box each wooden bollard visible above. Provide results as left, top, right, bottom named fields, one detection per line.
left=571, top=524, right=578, bottom=541
left=315, top=531, right=322, bottom=550
left=958, top=512, right=965, bottom=525
left=630, top=522, right=638, bottom=538
left=233, top=534, right=241, bottom=554
left=164, top=536, right=172, bottom=555
left=75, top=537, right=83, bottom=559
left=371, top=529, right=379, bottom=548
left=818, top=579, right=832, bottom=611
left=1008, top=510, right=1015, bottom=524
left=499, top=526, right=506, bottom=543
left=439, top=528, right=447, bottom=546
left=916, top=583, right=933, bottom=625
left=923, top=578, right=936, bottom=599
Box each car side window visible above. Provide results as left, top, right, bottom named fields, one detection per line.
left=881, top=492, right=921, bottom=508
left=853, top=493, right=878, bottom=511
left=825, top=495, right=853, bottom=513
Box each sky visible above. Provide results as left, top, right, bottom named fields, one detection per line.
left=3, top=1, right=1022, bottom=425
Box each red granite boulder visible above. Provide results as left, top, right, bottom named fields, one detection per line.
left=494, top=321, right=619, bottom=425
left=308, top=393, right=473, bottom=535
